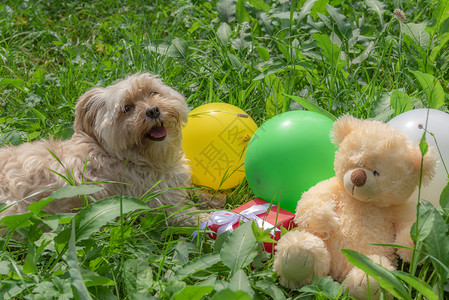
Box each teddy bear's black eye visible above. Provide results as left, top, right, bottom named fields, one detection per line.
left=124, top=105, right=132, bottom=113
left=373, top=170, right=380, bottom=176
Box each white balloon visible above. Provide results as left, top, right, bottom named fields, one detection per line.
left=388, top=109, right=449, bottom=207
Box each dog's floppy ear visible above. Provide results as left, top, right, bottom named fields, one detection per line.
left=330, top=114, right=362, bottom=146
left=73, top=88, right=105, bottom=137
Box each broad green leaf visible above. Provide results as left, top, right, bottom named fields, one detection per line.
left=236, top=0, right=250, bottom=23
left=440, top=182, right=449, bottom=209
left=256, top=46, right=270, bottom=61
left=254, top=281, right=286, bottom=300
left=285, top=94, right=337, bottom=121
left=82, top=275, right=116, bottom=287
left=414, top=55, right=435, bottom=74
left=173, top=286, right=214, bottom=300
left=68, top=219, right=92, bottom=300
left=326, top=4, right=351, bottom=37
left=217, top=0, right=236, bottom=23
left=402, top=22, right=431, bottom=50
left=74, top=196, right=148, bottom=242
left=229, top=269, right=254, bottom=297
left=410, top=70, right=445, bottom=109
left=365, top=0, right=385, bottom=24
left=23, top=241, right=37, bottom=274
left=419, top=133, right=429, bottom=156
left=249, top=0, right=270, bottom=13
left=211, top=288, right=252, bottom=300
left=430, top=32, right=449, bottom=62
left=220, top=221, right=258, bottom=274
left=390, top=90, right=412, bottom=116
left=369, top=92, right=394, bottom=121
left=420, top=200, right=449, bottom=280
left=43, top=213, right=74, bottom=230
left=266, top=92, right=285, bottom=118
left=317, top=12, right=332, bottom=30
left=313, top=33, right=345, bottom=68
left=427, top=0, right=449, bottom=35
left=317, top=276, right=341, bottom=299
left=0, top=261, right=11, bottom=275
left=32, top=278, right=73, bottom=300
left=298, top=0, right=318, bottom=21
left=231, top=23, right=252, bottom=51
left=123, top=259, right=153, bottom=295
left=299, top=285, right=322, bottom=294
left=351, top=41, right=375, bottom=64
left=173, top=241, right=192, bottom=264
left=32, top=68, right=45, bottom=82
left=311, top=0, right=329, bottom=19
left=197, top=276, right=217, bottom=287
left=306, top=14, right=326, bottom=32
left=168, top=38, right=189, bottom=59
left=27, top=185, right=103, bottom=214
left=342, top=249, right=412, bottom=300
left=1, top=212, right=33, bottom=230
left=0, top=78, right=27, bottom=93
left=0, top=283, right=30, bottom=299
left=265, top=74, right=287, bottom=118
left=228, top=53, right=243, bottom=70
left=175, top=253, right=221, bottom=280
left=217, top=23, right=231, bottom=45
left=166, top=279, right=187, bottom=299
left=188, top=21, right=203, bottom=34
left=254, top=63, right=288, bottom=81
left=411, top=200, right=435, bottom=242
left=50, top=185, right=103, bottom=199
left=9, top=131, right=23, bottom=146
left=393, top=271, right=438, bottom=300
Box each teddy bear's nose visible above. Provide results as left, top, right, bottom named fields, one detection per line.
left=351, top=169, right=367, bottom=187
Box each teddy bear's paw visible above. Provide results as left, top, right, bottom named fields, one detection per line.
left=273, top=230, right=330, bottom=288
left=295, top=198, right=340, bottom=238
left=345, top=267, right=383, bottom=300
left=281, top=246, right=315, bottom=284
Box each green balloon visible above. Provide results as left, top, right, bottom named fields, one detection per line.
left=244, top=111, right=336, bottom=213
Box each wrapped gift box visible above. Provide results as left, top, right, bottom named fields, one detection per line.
left=204, top=198, right=296, bottom=253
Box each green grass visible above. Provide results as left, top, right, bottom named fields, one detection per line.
left=0, top=0, right=448, bottom=299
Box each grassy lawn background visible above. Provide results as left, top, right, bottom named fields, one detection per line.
left=0, top=0, right=448, bottom=299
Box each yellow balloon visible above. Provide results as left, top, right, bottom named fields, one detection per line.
left=182, top=103, right=258, bottom=190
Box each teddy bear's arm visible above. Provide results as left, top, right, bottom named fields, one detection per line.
left=391, top=200, right=416, bottom=262
left=294, top=178, right=340, bottom=239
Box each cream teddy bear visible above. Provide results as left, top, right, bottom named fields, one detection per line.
left=273, top=115, right=436, bottom=299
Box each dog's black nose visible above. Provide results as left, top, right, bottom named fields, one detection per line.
left=146, top=106, right=160, bottom=119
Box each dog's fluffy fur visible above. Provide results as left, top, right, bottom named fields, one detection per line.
left=0, top=73, right=208, bottom=224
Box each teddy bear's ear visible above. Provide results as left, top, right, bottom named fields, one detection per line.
left=410, top=144, right=437, bottom=186
left=331, top=115, right=362, bottom=145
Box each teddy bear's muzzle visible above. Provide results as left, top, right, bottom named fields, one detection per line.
left=343, top=168, right=379, bottom=202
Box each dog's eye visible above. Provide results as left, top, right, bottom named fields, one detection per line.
left=124, top=105, right=132, bottom=113
left=373, top=170, right=380, bottom=177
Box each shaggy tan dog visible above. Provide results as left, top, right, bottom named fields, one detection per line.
left=0, top=73, right=209, bottom=224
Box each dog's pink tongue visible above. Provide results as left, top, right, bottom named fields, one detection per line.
left=150, top=125, right=167, bottom=139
